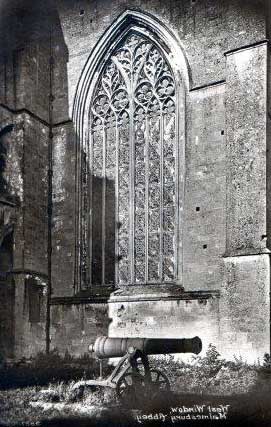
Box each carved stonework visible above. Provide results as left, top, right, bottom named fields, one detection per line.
left=88, top=32, right=178, bottom=287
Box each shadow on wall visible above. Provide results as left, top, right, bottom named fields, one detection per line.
left=0, top=0, right=114, bottom=356
left=0, top=231, right=15, bottom=359
left=0, top=0, right=66, bottom=57
left=0, top=125, right=16, bottom=359
left=91, top=176, right=116, bottom=286
left=0, top=0, right=111, bottom=358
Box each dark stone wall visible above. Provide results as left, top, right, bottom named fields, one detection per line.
left=21, top=115, right=48, bottom=274
left=0, top=107, right=49, bottom=359
left=0, top=232, right=15, bottom=359
left=0, top=0, right=54, bottom=359
left=14, top=274, right=47, bottom=358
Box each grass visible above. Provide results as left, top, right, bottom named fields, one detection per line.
left=1, top=346, right=271, bottom=426
left=0, top=350, right=111, bottom=389
left=149, top=344, right=268, bottom=395
left=0, top=383, right=127, bottom=427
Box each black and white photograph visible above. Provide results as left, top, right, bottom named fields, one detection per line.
left=0, top=1, right=271, bottom=426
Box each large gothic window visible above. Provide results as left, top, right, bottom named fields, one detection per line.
left=89, top=32, right=178, bottom=287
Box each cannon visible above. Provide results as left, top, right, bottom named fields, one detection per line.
left=72, top=336, right=202, bottom=407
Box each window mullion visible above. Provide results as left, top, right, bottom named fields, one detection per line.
left=88, top=126, right=93, bottom=287
left=145, top=116, right=149, bottom=284
left=102, top=124, right=106, bottom=286
left=160, top=112, right=164, bottom=283
left=115, top=122, right=119, bottom=285
left=130, top=107, right=135, bottom=285
left=175, top=107, right=179, bottom=281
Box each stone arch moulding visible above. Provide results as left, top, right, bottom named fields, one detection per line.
left=72, top=9, right=191, bottom=292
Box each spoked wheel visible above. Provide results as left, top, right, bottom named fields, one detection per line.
left=116, top=372, right=146, bottom=408
left=147, top=369, right=170, bottom=399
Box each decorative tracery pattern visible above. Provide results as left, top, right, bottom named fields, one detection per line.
left=90, top=33, right=177, bottom=286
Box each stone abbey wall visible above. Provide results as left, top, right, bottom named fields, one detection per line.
left=0, top=0, right=270, bottom=362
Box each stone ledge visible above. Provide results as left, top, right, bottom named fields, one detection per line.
left=224, top=39, right=269, bottom=56
left=50, top=288, right=220, bottom=305
left=109, top=289, right=220, bottom=303
left=223, top=249, right=271, bottom=258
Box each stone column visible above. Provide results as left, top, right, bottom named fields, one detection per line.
left=220, top=41, right=270, bottom=361
left=225, top=41, right=268, bottom=256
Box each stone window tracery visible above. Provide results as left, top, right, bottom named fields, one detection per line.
left=89, top=32, right=178, bottom=287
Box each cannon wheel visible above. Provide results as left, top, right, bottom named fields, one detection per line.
left=116, top=369, right=170, bottom=407
left=148, top=368, right=170, bottom=398
left=116, top=371, right=145, bottom=407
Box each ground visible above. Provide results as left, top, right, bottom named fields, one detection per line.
left=1, top=386, right=271, bottom=427
left=1, top=349, right=271, bottom=426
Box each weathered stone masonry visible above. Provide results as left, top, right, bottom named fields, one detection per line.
left=0, top=0, right=270, bottom=362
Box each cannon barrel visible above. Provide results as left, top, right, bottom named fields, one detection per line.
left=89, top=336, right=202, bottom=359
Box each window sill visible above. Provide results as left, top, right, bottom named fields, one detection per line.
left=50, top=286, right=114, bottom=305
left=109, top=286, right=220, bottom=303
left=50, top=285, right=220, bottom=305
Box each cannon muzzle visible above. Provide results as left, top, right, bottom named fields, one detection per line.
left=89, top=336, right=202, bottom=359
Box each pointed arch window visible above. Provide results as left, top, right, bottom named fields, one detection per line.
left=89, top=32, right=179, bottom=287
